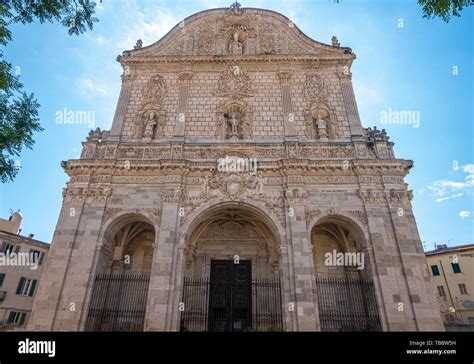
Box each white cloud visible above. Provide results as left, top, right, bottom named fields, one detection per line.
left=428, top=163, right=474, bottom=201
left=459, top=210, right=471, bottom=219
left=75, top=78, right=110, bottom=97
left=96, top=36, right=105, bottom=45
left=462, top=164, right=474, bottom=175
left=115, top=7, right=179, bottom=51
left=435, top=193, right=463, bottom=203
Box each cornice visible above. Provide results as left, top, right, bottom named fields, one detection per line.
left=120, top=54, right=354, bottom=66
left=63, top=157, right=413, bottom=177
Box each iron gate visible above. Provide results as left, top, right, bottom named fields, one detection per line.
left=316, top=274, right=381, bottom=331
left=180, top=277, right=283, bottom=332
left=85, top=273, right=150, bottom=332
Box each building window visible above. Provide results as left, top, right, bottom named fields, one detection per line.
left=0, top=272, right=5, bottom=287
left=431, top=265, right=440, bottom=276
left=459, top=283, right=468, bottom=295
left=7, top=311, right=26, bottom=326
left=29, top=249, right=44, bottom=265
left=2, top=243, right=14, bottom=255
left=16, top=277, right=37, bottom=297
left=437, top=285, right=446, bottom=298
left=451, top=263, right=461, bottom=274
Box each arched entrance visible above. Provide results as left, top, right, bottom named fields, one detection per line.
left=85, top=214, right=155, bottom=331
left=179, top=202, right=283, bottom=332
left=311, top=215, right=381, bottom=331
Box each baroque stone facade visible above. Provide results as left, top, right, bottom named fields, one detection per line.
left=28, top=4, right=443, bottom=331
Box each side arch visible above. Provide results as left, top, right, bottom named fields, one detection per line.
left=83, top=212, right=157, bottom=331
left=308, top=211, right=383, bottom=332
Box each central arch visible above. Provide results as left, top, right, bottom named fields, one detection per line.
left=178, top=199, right=284, bottom=332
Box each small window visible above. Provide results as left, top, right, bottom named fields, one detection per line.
left=0, top=273, right=5, bottom=287
left=431, top=265, right=440, bottom=276
left=452, top=263, right=461, bottom=274
left=2, top=243, right=14, bottom=255
left=437, top=285, right=446, bottom=297
left=30, top=250, right=41, bottom=264
left=16, top=277, right=37, bottom=297
left=459, top=283, right=468, bottom=295
left=7, top=311, right=26, bottom=325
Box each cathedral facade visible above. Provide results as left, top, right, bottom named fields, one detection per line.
left=28, top=4, right=443, bottom=332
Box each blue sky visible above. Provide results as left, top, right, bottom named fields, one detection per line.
left=0, top=0, right=472, bottom=250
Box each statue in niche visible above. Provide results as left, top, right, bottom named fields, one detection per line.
left=326, top=118, right=338, bottom=139
left=228, top=113, right=240, bottom=139
left=143, top=111, right=157, bottom=139
left=315, top=115, right=328, bottom=139
left=241, top=117, right=252, bottom=139
left=215, top=114, right=227, bottom=140
left=229, top=32, right=243, bottom=55
left=309, top=107, right=338, bottom=140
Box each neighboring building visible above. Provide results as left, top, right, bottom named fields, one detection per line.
left=426, top=244, right=474, bottom=329
left=28, top=4, right=443, bottom=332
left=0, top=211, right=49, bottom=330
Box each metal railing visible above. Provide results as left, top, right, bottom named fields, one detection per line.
left=315, top=274, right=382, bottom=331
left=180, top=277, right=283, bottom=332
left=85, top=273, right=150, bottom=332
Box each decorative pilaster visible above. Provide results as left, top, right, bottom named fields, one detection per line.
left=110, top=70, right=135, bottom=138
left=146, top=177, right=184, bottom=331
left=27, top=186, right=112, bottom=331
left=338, top=66, right=364, bottom=137
left=174, top=72, right=193, bottom=137
left=278, top=71, right=296, bottom=137
left=284, top=187, right=319, bottom=331
left=383, top=189, right=445, bottom=331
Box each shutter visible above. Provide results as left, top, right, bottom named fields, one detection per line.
left=19, top=313, right=26, bottom=326
left=0, top=273, right=5, bottom=286
left=28, top=279, right=37, bottom=297
left=14, top=245, right=20, bottom=254
left=0, top=242, right=5, bottom=253
left=16, top=277, right=25, bottom=295
left=38, top=252, right=44, bottom=265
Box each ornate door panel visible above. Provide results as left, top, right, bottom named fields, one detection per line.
left=208, top=260, right=252, bottom=332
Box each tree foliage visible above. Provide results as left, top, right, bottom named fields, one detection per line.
left=0, top=0, right=99, bottom=183
left=418, top=0, right=473, bottom=22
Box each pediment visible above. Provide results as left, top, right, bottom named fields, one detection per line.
left=121, top=7, right=352, bottom=59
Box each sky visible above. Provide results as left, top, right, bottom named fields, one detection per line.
left=0, top=0, right=472, bottom=250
